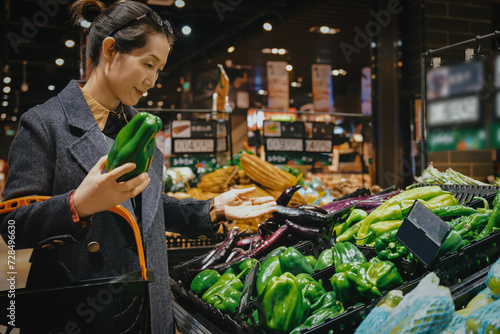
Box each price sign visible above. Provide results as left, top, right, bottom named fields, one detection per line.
left=171, top=119, right=225, bottom=154
left=427, top=95, right=480, bottom=128
left=304, top=122, right=334, bottom=153
left=263, top=121, right=305, bottom=152
left=305, top=139, right=332, bottom=152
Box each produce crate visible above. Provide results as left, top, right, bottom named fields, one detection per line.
left=419, top=183, right=500, bottom=205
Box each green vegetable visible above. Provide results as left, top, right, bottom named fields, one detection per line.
left=400, top=193, right=458, bottom=216
left=211, top=285, right=242, bottom=314
left=190, top=269, right=221, bottom=296
left=436, top=229, right=465, bottom=258
left=225, top=258, right=259, bottom=279
left=336, top=221, right=361, bottom=242
left=295, top=273, right=326, bottom=305
left=339, top=209, right=368, bottom=235
left=310, top=291, right=338, bottom=314
left=257, top=272, right=307, bottom=334
left=431, top=204, right=479, bottom=217
left=105, top=112, right=162, bottom=182
left=332, top=241, right=367, bottom=267
left=476, top=190, right=500, bottom=240
left=256, top=256, right=282, bottom=296
left=356, top=186, right=444, bottom=244
left=314, top=248, right=333, bottom=271
left=202, top=271, right=245, bottom=304
left=345, top=261, right=403, bottom=299
left=289, top=305, right=344, bottom=334
left=278, top=246, right=314, bottom=276
left=262, top=246, right=287, bottom=263
left=330, top=270, right=358, bottom=308
left=305, top=255, right=317, bottom=269
left=369, top=220, right=403, bottom=237
left=374, top=229, right=408, bottom=261
left=487, top=258, right=500, bottom=297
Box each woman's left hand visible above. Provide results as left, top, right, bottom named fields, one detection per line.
left=215, top=187, right=276, bottom=220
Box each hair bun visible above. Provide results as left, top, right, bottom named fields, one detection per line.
left=70, top=0, right=107, bottom=25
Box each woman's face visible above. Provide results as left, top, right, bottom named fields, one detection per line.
left=107, top=33, right=170, bottom=106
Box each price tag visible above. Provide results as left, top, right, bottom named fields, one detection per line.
left=265, top=138, right=303, bottom=151
left=427, top=95, right=480, bottom=128
left=305, top=139, right=332, bottom=152
left=173, top=139, right=215, bottom=153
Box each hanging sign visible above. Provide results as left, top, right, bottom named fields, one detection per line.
left=312, top=64, right=334, bottom=112
left=171, top=119, right=228, bottom=154
left=267, top=61, right=289, bottom=110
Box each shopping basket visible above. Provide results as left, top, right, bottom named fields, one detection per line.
left=0, top=196, right=154, bottom=333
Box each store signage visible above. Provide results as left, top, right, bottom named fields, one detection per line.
left=266, top=152, right=332, bottom=166
left=169, top=156, right=218, bottom=169
left=263, top=120, right=334, bottom=153
left=170, top=119, right=228, bottom=154
left=267, top=61, right=289, bottom=110
left=427, top=95, right=480, bottom=128
left=426, top=59, right=483, bottom=101
left=312, top=64, right=334, bottom=112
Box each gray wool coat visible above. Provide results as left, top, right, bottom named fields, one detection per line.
left=0, top=80, right=216, bottom=333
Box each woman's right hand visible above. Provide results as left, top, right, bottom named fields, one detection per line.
left=73, top=155, right=151, bottom=218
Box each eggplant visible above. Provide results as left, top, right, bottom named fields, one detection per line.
left=273, top=205, right=332, bottom=227
left=294, top=204, right=328, bottom=214
left=200, top=226, right=239, bottom=270
left=236, top=235, right=263, bottom=249
left=276, top=185, right=302, bottom=206
left=285, top=219, right=320, bottom=239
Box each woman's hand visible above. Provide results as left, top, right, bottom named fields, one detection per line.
left=215, top=187, right=276, bottom=221
left=73, top=155, right=150, bottom=218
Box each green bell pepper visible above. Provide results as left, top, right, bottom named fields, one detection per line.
left=295, top=273, right=326, bottom=305
left=256, top=256, right=282, bottom=296
left=211, top=285, right=242, bottom=314
left=310, top=291, right=338, bottom=314
left=262, top=246, right=287, bottom=263
left=202, top=270, right=245, bottom=304
left=225, top=258, right=259, bottom=278
left=330, top=271, right=359, bottom=308
left=278, top=246, right=314, bottom=275
left=374, top=229, right=408, bottom=261
left=436, top=229, right=465, bottom=258
left=190, top=269, right=221, bottom=296
left=105, top=111, right=162, bottom=182
left=289, top=305, right=344, bottom=334
left=332, top=241, right=367, bottom=268
left=305, top=255, right=317, bottom=269
left=257, top=272, right=307, bottom=334
left=314, top=248, right=334, bottom=271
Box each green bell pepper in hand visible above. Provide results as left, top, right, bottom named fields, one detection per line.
left=190, top=269, right=221, bottom=296
left=257, top=272, right=307, bottom=334
left=374, top=229, right=408, bottom=261
left=106, top=112, right=162, bottom=182
left=256, top=256, right=282, bottom=296
left=278, top=246, right=314, bottom=275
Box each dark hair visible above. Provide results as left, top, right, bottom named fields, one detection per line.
left=70, top=0, right=175, bottom=69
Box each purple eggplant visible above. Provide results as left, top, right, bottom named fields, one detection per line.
left=236, top=235, right=263, bottom=248
left=294, top=204, right=328, bottom=214
left=321, top=190, right=403, bottom=213
left=285, top=219, right=320, bottom=239
left=273, top=205, right=330, bottom=227
left=276, top=185, right=302, bottom=206
left=200, top=226, right=240, bottom=270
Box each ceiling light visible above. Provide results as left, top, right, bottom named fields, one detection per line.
left=332, top=69, right=339, bottom=76
left=143, top=92, right=148, bottom=97
left=2, top=101, right=8, bottom=107
left=157, top=101, right=164, bottom=107
left=0, top=113, right=5, bottom=119
left=3, top=77, right=11, bottom=84
left=175, top=0, right=185, bottom=8
left=48, top=85, right=55, bottom=91
left=11, top=116, right=17, bottom=122
left=263, top=22, right=272, bottom=31
left=147, top=100, right=153, bottom=106
left=291, top=82, right=301, bottom=87
left=181, top=25, right=191, bottom=35
left=227, top=46, right=235, bottom=53
left=80, top=20, right=91, bottom=28
left=258, top=89, right=267, bottom=95
left=65, top=40, right=75, bottom=48
left=55, top=58, right=64, bottom=66
left=271, top=48, right=278, bottom=54
left=176, top=87, right=182, bottom=92
left=278, top=48, right=286, bottom=55
left=309, top=26, right=339, bottom=35
left=286, top=65, right=293, bottom=71
left=3, top=87, right=11, bottom=94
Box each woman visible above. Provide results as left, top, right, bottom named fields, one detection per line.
left=0, top=1, right=276, bottom=333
